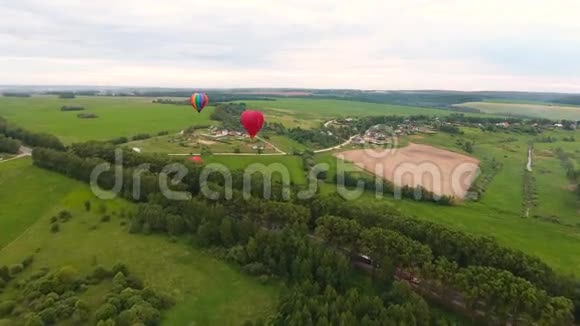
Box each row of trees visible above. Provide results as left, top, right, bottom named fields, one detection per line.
left=337, top=172, right=454, bottom=205
left=0, top=116, right=65, bottom=150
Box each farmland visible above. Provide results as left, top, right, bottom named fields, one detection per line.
left=0, top=96, right=213, bottom=144
left=0, top=160, right=279, bottom=325
left=456, top=100, right=580, bottom=120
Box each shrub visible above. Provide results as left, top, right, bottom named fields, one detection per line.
left=111, top=262, right=129, bottom=276
left=23, top=313, right=44, bottom=326
left=9, top=264, right=23, bottom=276
left=0, top=300, right=15, bottom=316
left=50, top=216, right=57, bottom=223
left=91, top=265, right=112, bottom=281
left=38, top=307, right=57, bottom=324
left=95, top=303, right=118, bottom=322
left=22, top=255, right=34, bottom=268
left=58, top=210, right=72, bottom=222
left=101, top=215, right=111, bottom=223
left=50, top=223, right=60, bottom=233
left=84, top=200, right=91, bottom=211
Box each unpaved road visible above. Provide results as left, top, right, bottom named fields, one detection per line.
left=0, top=146, right=32, bottom=164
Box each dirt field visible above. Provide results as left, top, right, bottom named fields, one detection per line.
left=336, top=143, right=480, bottom=198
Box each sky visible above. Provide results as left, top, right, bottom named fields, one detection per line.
left=1, top=0, right=580, bottom=92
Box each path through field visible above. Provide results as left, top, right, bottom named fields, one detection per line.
left=0, top=145, right=32, bottom=164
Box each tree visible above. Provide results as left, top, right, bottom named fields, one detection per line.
left=220, top=217, right=236, bottom=247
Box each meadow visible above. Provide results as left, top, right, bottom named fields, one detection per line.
left=203, top=154, right=307, bottom=185
left=0, top=96, right=214, bottom=144
left=0, top=159, right=279, bottom=325
left=456, top=100, right=580, bottom=120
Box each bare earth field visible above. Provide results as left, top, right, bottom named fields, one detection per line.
left=336, top=143, right=480, bottom=198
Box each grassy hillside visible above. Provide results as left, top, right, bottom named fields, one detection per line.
left=0, top=160, right=279, bottom=325
left=0, top=96, right=213, bottom=143
left=0, top=158, right=85, bottom=248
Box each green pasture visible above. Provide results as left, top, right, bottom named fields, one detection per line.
left=0, top=96, right=214, bottom=144
left=0, top=161, right=278, bottom=325
left=203, top=154, right=306, bottom=185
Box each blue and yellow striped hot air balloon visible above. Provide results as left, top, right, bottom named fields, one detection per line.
left=190, top=92, right=209, bottom=113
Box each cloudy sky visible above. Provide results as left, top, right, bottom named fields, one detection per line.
left=1, top=0, right=580, bottom=92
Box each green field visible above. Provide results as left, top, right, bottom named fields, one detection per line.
left=0, top=96, right=214, bottom=143
left=456, top=101, right=580, bottom=120
left=0, top=158, right=85, bottom=248
left=203, top=154, right=307, bottom=185
left=241, top=98, right=467, bottom=128
left=0, top=160, right=279, bottom=325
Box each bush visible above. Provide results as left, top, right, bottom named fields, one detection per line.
left=101, top=215, right=111, bottom=223
left=9, top=264, right=23, bottom=276
left=58, top=210, right=72, bottom=222
left=50, top=216, right=57, bottom=223
left=23, top=313, right=44, bottom=326
left=84, top=200, right=91, bottom=211
left=38, top=307, right=57, bottom=324
left=50, top=223, right=60, bottom=233
left=22, top=255, right=34, bottom=268
left=0, top=300, right=15, bottom=317
left=111, top=262, right=129, bottom=276
left=91, top=265, right=112, bottom=281
left=95, top=303, right=118, bottom=322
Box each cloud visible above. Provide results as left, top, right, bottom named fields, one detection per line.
left=1, top=0, right=580, bottom=92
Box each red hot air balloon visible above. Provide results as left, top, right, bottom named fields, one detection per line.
left=241, top=110, right=264, bottom=138
left=190, top=93, right=209, bottom=113
left=188, top=155, right=203, bottom=164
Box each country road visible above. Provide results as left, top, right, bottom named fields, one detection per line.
left=0, top=145, right=32, bottom=164
left=167, top=135, right=358, bottom=156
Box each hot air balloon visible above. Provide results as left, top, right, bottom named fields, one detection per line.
left=188, top=155, right=204, bottom=164
left=190, top=93, right=209, bottom=113
left=241, top=110, right=264, bottom=138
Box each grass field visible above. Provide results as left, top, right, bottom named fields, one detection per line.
left=456, top=101, right=580, bottom=120
left=203, top=155, right=307, bottom=185
left=241, top=99, right=468, bottom=128
left=0, top=96, right=214, bottom=143
left=0, top=160, right=279, bottom=325
left=0, top=158, right=85, bottom=249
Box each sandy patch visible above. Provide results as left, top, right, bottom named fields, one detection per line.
left=335, top=143, right=480, bottom=198
left=198, top=139, right=216, bottom=145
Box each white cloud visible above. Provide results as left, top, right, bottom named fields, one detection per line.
left=1, top=0, right=580, bottom=92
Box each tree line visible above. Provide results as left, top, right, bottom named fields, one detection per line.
left=0, top=116, right=65, bottom=151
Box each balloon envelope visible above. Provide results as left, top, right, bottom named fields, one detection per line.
left=190, top=93, right=209, bottom=113
left=241, top=110, right=264, bottom=138
left=188, top=155, right=203, bottom=164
